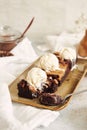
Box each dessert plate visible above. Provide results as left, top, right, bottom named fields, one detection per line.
left=9, top=58, right=87, bottom=111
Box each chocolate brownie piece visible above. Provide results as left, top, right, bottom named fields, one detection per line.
left=42, top=75, right=59, bottom=93
left=39, top=93, right=63, bottom=106
left=17, top=79, right=40, bottom=99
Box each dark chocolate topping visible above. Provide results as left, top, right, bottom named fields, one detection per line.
left=17, top=79, right=39, bottom=99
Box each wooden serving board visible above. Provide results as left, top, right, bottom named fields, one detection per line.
left=9, top=58, right=87, bottom=111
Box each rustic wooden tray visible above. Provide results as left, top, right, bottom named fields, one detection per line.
left=9, top=58, right=87, bottom=111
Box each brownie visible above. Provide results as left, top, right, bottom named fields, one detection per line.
left=39, top=93, right=63, bottom=106
left=17, top=77, right=59, bottom=99
left=47, top=58, right=72, bottom=86
left=17, top=79, right=40, bottom=99
left=42, top=75, right=59, bottom=93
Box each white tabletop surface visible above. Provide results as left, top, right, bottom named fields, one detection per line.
left=0, top=1, right=87, bottom=130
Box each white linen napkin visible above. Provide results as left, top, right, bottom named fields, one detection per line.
left=0, top=38, right=59, bottom=130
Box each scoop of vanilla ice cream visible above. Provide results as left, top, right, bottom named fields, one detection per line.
left=58, top=47, right=76, bottom=61
left=36, top=53, right=59, bottom=71
left=26, top=67, right=47, bottom=91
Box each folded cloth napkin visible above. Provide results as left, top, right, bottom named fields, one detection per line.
left=0, top=38, right=59, bottom=130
